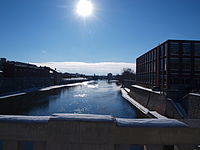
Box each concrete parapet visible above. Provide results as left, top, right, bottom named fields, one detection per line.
left=129, top=85, right=168, bottom=116
left=0, top=114, right=199, bottom=150
left=127, top=85, right=197, bottom=119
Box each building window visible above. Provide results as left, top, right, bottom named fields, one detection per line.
left=160, top=75, right=163, bottom=84
left=182, top=58, right=191, bottom=71
left=160, top=59, right=163, bottom=70
left=147, top=53, right=149, bottom=62
left=170, top=72, right=178, bottom=75
left=169, top=79, right=173, bottom=84
left=164, top=75, right=167, bottom=84
left=185, top=79, right=190, bottom=84
left=170, top=58, right=179, bottom=70
left=170, top=42, right=179, bottom=55
left=153, top=49, right=156, bottom=60
left=173, top=78, right=184, bottom=84
left=164, top=43, right=168, bottom=56
left=195, top=59, right=200, bottom=71
left=194, top=43, right=200, bottom=56
left=164, top=58, right=167, bottom=71
left=160, top=45, right=164, bottom=57
left=182, top=43, right=191, bottom=56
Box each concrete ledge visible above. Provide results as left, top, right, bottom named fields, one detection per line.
left=131, top=85, right=161, bottom=95
left=121, top=88, right=149, bottom=115
left=116, top=118, right=188, bottom=128
left=51, top=113, right=114, bottom=122
left=0, top=115, right=49, bottom=123
left=0, top=114, right=199, bottom=149
left=121, top=88, right=167, bottom=119
left=128, top=85, right=169, bottom=117
left=0, top=113, right=192, bottom=127
left=149, top=111, right=167, bottom=119
left=0, top=113, right=191, bottom=126
left=190, top=93, right=200, bottom=97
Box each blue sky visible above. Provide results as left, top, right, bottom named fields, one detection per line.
left=1, top=0, right=200, bottom=74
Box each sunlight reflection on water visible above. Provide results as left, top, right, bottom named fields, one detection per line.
left=74, top=94, right=87, bottom=97
left=87, top=84, right=98, bottom=88
left=3, top=80, right=136, bottom=118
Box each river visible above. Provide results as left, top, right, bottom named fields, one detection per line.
left=1, top=80, right=136, bottom=118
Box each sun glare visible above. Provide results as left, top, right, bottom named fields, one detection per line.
left=76, top=0, right=94, bottom=17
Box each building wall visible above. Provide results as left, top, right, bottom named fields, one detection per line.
left=3, top=62, right=51, bottom=78
left=136, top=40, right=200, bottom=91
left=167, top=40, right=200, bottom=90
left=136, top=41, right=168, bottom=90
left=0, top=58, right=62, bottom=94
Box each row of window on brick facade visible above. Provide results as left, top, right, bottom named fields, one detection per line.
left=137, top=42, right=200, bottom=65
left=137, top=57, right=200, bottom=73
left=170, top=42, right=200, bottom=56
left=169, top=77, right=200, bottom=87
left=169, top=58, right=200, bottom=71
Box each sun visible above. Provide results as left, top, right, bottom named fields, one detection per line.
left=76, top=0, right=94, bottom=17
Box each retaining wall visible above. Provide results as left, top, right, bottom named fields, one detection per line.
left=128, top=85, right=183, bottom=119
left=129, top=86, right=167, bottom=115
left=128, top=85, right=200, bottom=119
left=0, top=77, right=54, bottom=94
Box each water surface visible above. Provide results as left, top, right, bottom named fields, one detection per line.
left=2, top=80, right=136, bottom=118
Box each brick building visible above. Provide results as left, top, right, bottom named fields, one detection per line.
left=0, top=58, right=62, bottom=94
left=136, top=40, right=200, bottom=91
left=0, top=58, right=52, bottom=78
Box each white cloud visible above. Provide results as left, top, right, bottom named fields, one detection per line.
left=33, top=62, right=136, bottom=75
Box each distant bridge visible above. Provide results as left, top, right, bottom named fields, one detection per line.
left=0, top=114, right=199, bottom=150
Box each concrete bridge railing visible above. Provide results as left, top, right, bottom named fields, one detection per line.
left=0, top=114, right=199, bottom=150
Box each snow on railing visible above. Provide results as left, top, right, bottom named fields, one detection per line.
left=0, top=114, right=199, bottom=150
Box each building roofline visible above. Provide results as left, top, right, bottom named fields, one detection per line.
left=136, top=39, right=200, bottom=60
left=167, top=39, right=200, bottom=42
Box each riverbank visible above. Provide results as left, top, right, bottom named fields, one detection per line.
left=0, top=79, right=90, bottom=100
left=121, top=88, right=167, bottom=119
left=123, top=84, right=200, bottom=119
